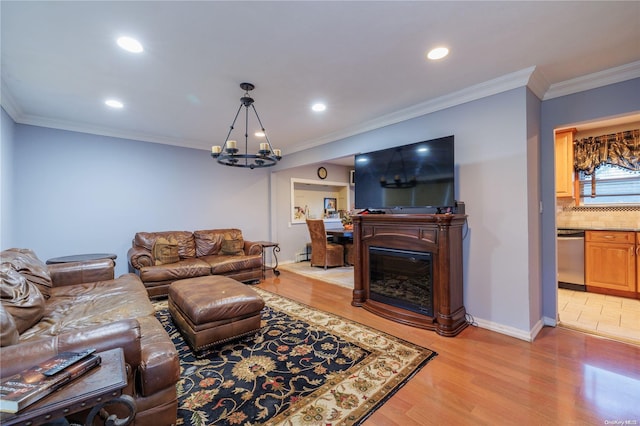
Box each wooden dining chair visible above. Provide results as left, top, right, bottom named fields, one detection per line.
left=305, top=219, right=345, bottom=269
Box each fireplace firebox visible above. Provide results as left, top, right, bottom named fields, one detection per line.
left=369, top=247, right=433, bottom=317
left=352, top=214, right=467, bottom=336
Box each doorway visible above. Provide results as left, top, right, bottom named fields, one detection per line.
left=554, top=118, right=640, bottom=346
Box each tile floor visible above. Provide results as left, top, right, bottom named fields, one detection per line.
left=558, top=288, right=640, bottom=345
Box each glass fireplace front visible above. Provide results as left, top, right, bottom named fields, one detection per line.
left=369, top=246, right=433, bottom=317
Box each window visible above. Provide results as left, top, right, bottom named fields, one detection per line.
left=579, top=164, right=640, bottom=205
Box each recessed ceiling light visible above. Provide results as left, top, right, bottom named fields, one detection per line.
left=254, top=131, right=265, bottom=137
left=311, top=103, right=326, bottom=112
left=117, top=36, right=143, bottom=53
left=105, top=99, right=124, bottom=109
left=427, top=47, right=449, bottom=60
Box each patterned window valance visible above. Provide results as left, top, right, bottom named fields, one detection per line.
left=574, top=129, right=640, bottom=175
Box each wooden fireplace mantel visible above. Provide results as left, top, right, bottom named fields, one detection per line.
left=351, top=213, right=468, bottom=337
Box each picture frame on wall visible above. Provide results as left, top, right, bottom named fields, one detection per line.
left=293, top=206, right=306, bottom=220
left=324, top=197, right=337, bottom=212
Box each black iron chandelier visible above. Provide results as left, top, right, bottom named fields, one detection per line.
left=211, top=82, right=282, bottom=169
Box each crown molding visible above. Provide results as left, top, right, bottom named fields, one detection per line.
left=11, top=113, right=208, bottom=151
left=0, top=79, right=23, bottom=121
left=526, top=67, right=551, bottom=100
left=1, top=78, right=208, bottom=150
left=292, top=67, right=538, bottom=153
left=543, top=60, right=640, bottom=100
left=5, top=62, right=639, bottom=153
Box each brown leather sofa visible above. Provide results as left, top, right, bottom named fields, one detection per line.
left=0, top=248, right=180, bottom=425
left=128, top=229, right=263, bottom=298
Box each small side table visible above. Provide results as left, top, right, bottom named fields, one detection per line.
left=0, top=348, right=135, bottom=426
left=254, top=241, right=280, bottom=279
left=46, top=253, right=117, bottom=265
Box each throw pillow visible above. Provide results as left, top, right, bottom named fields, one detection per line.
left=1, top=248, right=52, bottom=299
left=0, top=264, right=46, bottom=334
left=152, top=237, right=180, bottom=266
left=221, top=239, right=244, bottom=255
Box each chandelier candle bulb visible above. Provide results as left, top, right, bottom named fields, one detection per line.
left=260, top=143, right=269, bottom=152
left=273, top=149, right=281, bottom=157
left=226, top=140, right=237, bottom=149
left=211, top=146, right=221, bottom=154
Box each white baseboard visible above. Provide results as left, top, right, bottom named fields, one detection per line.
left=473, top=317, right=547, bottom=342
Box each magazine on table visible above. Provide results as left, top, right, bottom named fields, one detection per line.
left=0, top=350, right=101, bottom=414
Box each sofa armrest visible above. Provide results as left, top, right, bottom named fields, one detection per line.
left=48, top=259, right=115, bottom=287
left=128, top=246, right=153, bottom=270
left=136, top=316, right=181, bottom=396
left=244, top=240, right=263, bottom=256
left=0, top=318, right=141, bottom=378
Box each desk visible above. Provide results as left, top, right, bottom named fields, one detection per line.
left=46, top=253, right=117, bottom=265
left=326, top=229, right=353, bottom=243
left=0, top=348, right=135, bottom=426
left=325, top=229, right=354, bottom=265
left=254, top=241, right=280, bottom=279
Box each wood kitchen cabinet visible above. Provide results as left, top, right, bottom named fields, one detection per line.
left=585, top=230, right=637, bottom=298
left=555, top=129, right=577, bottom=199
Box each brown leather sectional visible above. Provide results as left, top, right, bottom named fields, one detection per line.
left=128, top=228, right=263, bottom=298
left=0, top=248, right=180, bottom=425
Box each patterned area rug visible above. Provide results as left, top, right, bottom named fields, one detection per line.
left=154, top=288, right=436, bottom=425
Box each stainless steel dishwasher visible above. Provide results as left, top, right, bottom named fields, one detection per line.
left=557, top=229, right=585, bottom=291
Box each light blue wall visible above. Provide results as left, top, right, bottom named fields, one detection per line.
left=1, top=108, right=16, bottom=248
left=8, top=124, right=273, bottom=276
left=526, top=88, right=542, bottom=330
left=275, top=87, right=539, bottom=338
left=540, top=77, right=640, bottom=321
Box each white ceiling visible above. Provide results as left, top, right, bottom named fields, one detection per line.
left=2, top=1, right=640, bottom=161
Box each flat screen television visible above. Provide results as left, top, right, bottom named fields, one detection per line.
left=354, top=135, right=455, bottom=212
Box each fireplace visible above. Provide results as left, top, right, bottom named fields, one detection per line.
left=352, top=214, right=468, bottom=336
left=369, top=247, right=433, bottom=317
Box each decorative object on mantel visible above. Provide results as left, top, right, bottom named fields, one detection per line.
left=211, top=82, right=282, bottom=169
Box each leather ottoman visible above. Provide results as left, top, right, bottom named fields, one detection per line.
left=168, top=276, right=265, bottom=353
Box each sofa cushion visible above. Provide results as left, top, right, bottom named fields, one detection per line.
left=0, top=303, right=19, bottom=347
left=139, top=258, right=212, bottom=283
left=18, top=273, right=154, bottom=341
left=1, top=248, right=52, bottom=299
left=194, top=229, right=243, bottom=257
left=200, top=254, right=262, bottom=275
left=135, top=231, right=196, bottom=259
left=0, top=264, right=46, bottom=334
left=152, top=237, right=180, bottom=265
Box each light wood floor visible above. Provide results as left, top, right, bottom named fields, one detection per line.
left=256, top=270, right=640, bottom=425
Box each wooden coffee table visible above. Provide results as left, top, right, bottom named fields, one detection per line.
left=0, top=348, right=134, bottom=426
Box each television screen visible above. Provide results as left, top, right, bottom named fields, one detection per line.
left=354, top=135, right=454, bottom=211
